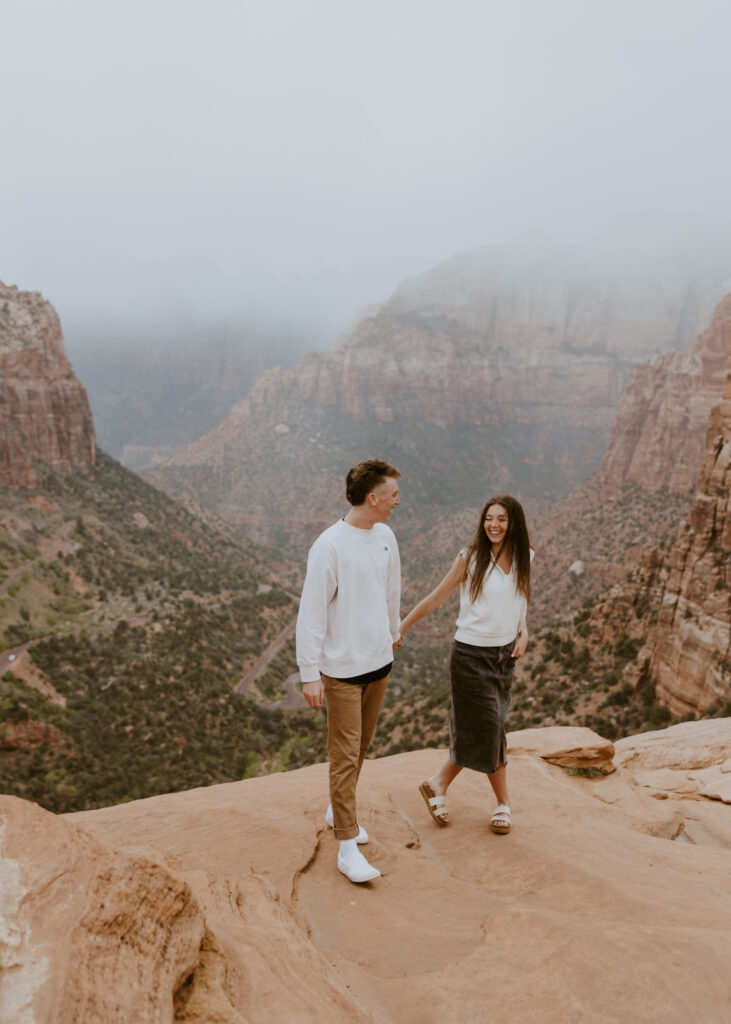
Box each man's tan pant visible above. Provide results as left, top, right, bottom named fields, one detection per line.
left=322, top=673, right=389, bottom=840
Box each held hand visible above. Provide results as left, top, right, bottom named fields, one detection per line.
left=512, top=626, right=529, bottom=659
left=393, top=636, right=403, bottom=650
left=302, top=679, right=325, bottom=707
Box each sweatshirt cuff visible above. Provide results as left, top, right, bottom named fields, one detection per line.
left=299, top=665, right=321, bottom=684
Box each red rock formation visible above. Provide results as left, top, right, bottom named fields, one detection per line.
left=0, top=282, right=95, bottom=487
left=600, top=294, right=731, bottom=493
left=0, top=719, right=67, bottom=755
left=152, top=243, right=727, bottom=547
left=577, top=302, right=730, bottom=716
left=633, top=330, right=731, bottom=714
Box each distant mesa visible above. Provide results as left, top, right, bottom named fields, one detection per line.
left=147, top=240, right=731, bottom=549
left=0, top=281, right=95, bottom=487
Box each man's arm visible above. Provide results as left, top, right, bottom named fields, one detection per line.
left=386, top=533, right=402, bottom=645
left=296, top=540, right=336, bottom=707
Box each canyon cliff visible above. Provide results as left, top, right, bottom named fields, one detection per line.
left=0, top=282, right=95, bottom=487
left=632, top=325, right=731, bottom=715
left=2, top=722, right=729, bottom=1024
left=148, top=240, right=730, bottom=549
left=600, top=294, right=731, bottom=494
left=559, top=297, right=731, bottom=717
left=524, top=297, right=731, bottom=624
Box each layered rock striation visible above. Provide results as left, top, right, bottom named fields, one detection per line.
left=0, top=282, right=95, bottom=487
left=576, top=300, right=730, bottom=716
left=632, top=327, right=731, bottom=714
left=600, top=294, right=731, bottom=494
left=151, top=241, right=729, bottom=548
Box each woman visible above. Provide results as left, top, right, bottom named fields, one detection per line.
left=399, top=495, right=532, bottom=834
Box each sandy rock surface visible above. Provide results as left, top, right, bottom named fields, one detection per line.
left=2, top=723, right=730, bottom=1024
left=614, top=719, right=731, bottom=805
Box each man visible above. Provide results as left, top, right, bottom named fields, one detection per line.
left=296, top=459, right=401, bottom=883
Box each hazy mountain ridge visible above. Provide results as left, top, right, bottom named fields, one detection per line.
left=70, top=324, right=321, bottom=471
left=148, top=239, right=731, bottom=551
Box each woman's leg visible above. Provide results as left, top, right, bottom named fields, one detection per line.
left=487, top=760, right=511, bottom=832
left=486, top=760, right=509, bottom=806
left=428, top=757, right=462, bottom=795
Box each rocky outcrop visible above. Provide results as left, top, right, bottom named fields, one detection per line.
left=574, top=303, right=730, bottom=717
left=613, top=719, right=731, bottom=804
left=600, top=294, right=731, bottom=493
left=150, top=242, right=730, bottom=548
left=0, top=719, right=67, bottom=755
left=0, top=797, right=228, bottom=1024
left=0, top=282, right=95, bottom=487
left=630, top=325, right=731, bottom=715
left=2, top=724, right=730, bottom=1024
left=507, top=725, right=615, bottom=771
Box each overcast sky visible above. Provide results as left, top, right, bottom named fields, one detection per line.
left=2, top=0, right=730, bottom=341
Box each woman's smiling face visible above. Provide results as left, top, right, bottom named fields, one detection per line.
left=484, top=503, right=509, bottom=547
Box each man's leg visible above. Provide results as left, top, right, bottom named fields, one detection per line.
left=322, top=674, right=363, bottom=841
left=356, top=674, right=389, bottom=780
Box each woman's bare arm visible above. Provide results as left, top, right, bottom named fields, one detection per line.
left=399, top=554, right=466, bottom=636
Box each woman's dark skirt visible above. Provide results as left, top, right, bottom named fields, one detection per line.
left=449, top=639, right=516, bottom=774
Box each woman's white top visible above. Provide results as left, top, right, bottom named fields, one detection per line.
left=454, top=548, right=534, bottom=647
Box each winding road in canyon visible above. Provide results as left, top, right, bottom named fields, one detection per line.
left=234, top=615, right=306, bottom=711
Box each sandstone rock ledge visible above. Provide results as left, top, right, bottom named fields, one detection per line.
left=1, top=722, right=730, bottom=1024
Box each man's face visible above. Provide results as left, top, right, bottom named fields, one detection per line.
left=369, top=477, right=400, bottom=521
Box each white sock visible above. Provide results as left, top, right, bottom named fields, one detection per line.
left=339, top=838, right=358, bottom=859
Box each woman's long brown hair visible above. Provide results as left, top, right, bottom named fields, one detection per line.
left=463, top=495, right=531, bottom=604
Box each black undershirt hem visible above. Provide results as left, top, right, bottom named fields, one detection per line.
left=333, top=661, right=393, bottom=685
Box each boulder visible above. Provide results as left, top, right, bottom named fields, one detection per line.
left=507, top=725, right=615, bottom=771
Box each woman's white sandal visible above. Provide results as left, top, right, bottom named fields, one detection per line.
left=419, top=781, right=449, bottom=825
left=490, top=804, right=511, bottom=834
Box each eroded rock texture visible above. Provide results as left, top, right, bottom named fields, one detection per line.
left=149, top=243, right=728, bottom=548
left=2, top=724, right=730, bottom=1024
left=633, top=326, right=731, bottom=714
left=0, top=797, right=240, bottom=1024
left=601, top=294, right=731, bottom=494
left=581, top=300, right=730, bottom=715
left=0, top=282, right=95, bottom=487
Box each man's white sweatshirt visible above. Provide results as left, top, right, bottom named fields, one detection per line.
left=296, top=518, right=401, bottom=683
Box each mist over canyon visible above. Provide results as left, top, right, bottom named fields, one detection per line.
left=1, top=238, right=730, bottom=1024
left=145, top=233, right=731, bottom=550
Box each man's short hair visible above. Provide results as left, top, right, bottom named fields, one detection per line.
left=346, top=459, right=401, bottom=506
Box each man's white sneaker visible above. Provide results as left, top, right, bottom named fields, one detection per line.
left=337, top=845, right=381, bottom=883
left=326, top=804, right=369, bottom=844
